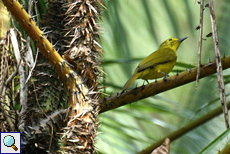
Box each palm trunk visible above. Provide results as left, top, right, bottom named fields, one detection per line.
left=1, top=0, right=102, bottom=153
left=60, top=0, right=102, bottom=153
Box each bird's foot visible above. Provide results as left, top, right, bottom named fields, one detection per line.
left=163, top=74, right=169, bottom=82
left=142, top=80, right=149, bottom=86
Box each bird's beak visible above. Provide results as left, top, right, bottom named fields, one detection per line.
left=178, top=37, right=188, bottom=42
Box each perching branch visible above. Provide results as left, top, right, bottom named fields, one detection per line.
left=100, top=55, right=230, bottom=113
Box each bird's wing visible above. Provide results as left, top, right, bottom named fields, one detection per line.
left=137, top=48, right=176, bottom=73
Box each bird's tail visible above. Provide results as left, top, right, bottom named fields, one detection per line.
left=122, top=73, right=139, bottom=92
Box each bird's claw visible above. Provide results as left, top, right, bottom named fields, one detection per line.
left=163, top=74, right=169, bottom=81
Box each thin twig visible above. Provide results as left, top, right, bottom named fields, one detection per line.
left=48, top=123, right=53, bottom=154
left=196, top=0, right=204, bottom=88
left=209, top=0, right=229, bottom=129
left=25, top=49, right=38, bottom=84
left=32, top=80, right=48, bottom=118
left=1, top=61, right=20, bottom=97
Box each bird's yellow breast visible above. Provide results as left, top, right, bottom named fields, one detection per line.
left=137, top=58, right=177, bottom=80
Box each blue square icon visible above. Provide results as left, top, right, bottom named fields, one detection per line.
left=0, top=132, right=21, bottom=154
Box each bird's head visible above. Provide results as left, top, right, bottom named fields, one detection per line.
left=159, top=37, right=187, bottom=51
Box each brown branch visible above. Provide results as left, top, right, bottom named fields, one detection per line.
left=196, top=0, right=204, bottom=88
left=137, top=102, right=230, bottom=154
left=100, top=55, right=230, bottom=113
left=209, top=0, right=229, bottom=128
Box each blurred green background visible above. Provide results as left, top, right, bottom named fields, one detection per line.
left=97, top=0, right=230, bottom=153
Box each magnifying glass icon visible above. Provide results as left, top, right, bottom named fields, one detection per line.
left=3, top=135, right=18, bottom=151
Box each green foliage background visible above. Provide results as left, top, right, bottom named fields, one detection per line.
left=97, top=0, right=230, bottom=153
left=2, top=0, right=230, bottom=153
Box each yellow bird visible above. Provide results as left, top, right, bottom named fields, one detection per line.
left=122, top=37, right=187, bottom=91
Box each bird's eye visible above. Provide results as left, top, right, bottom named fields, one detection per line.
left=169, top=39, right=172, bottom=41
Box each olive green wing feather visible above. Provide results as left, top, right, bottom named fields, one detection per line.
left=137, top=48, right=176, bottom=73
